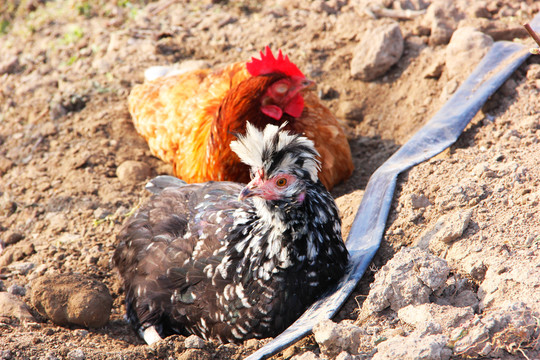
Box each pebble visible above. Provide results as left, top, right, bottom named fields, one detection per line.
left=445, top=27, right=493, bottom=80
left=66, top=349, right=85, bottom=360
left=0, top=155, right=14, bottom=176
left=116, top=160, right=152, bottom=185
left=0, top=242, right=34, bottom=268
left=425, top=0, right=462, bottom=45
left=313, top=320, right=363, bottom=357
left=526, top=64, right=540, bottom=80
left=30, top=273, right=113, bottom=328
left=409, top=193, right=431, bottom=209
left=373, top=333, right=451, bottom=360
left=422, top=57, right=445, bottom=79
left=184, top=334, right=205, bottom=349
left=7, top=260, right=36, bottom=275
left=0, top=350, right=13, bottom=359
left=38, top=122, right=58, bottom=137
left=363, top=247, right=449, bottom=313
left=0, top=192, right=17, bottom=217
left=40, top=351, right=60, bottom=360
left=0, top=56, right=20, bottom=75
left=7, top=284, right=27, bottom=296
left=73, top=329, right=89, bottom=337
left=397, top=303, right=474, bottom=335
left=452, top=302, right=537, bottom=358
left=291, top=352, right=320, bottom=360
left=335, top=352, right=355, bottom=360
left=177, top=349, right=211, bottom=360
left=45, top=212, right=68, bottom=233
left=414, top=209, right=472, bottom=253
left=0, top=292, right=36, bottom=323
left=350, top=21, right=404, bottom=81
left=338, top=100, right=363, bottom=120
left=2, top=231, right=24, bottom=247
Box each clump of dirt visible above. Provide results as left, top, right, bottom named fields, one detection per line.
left=0, top=0, right=539, bottom=359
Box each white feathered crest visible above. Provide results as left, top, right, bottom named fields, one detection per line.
left=230, top=123, right=320, bottom=182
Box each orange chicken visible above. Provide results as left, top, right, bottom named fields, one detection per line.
left=128, top=46, right=353, bottom=189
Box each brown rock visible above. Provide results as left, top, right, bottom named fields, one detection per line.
left=2, top=231, right=24, bottom=246
left=0, top=292, right=36, bottom=323
left=177, top=349, right=212, bottom=360
left=0, top=243, right=35, bottom=268
left=116, top=160, right=152, bottom=185
left=30, top=273, right=112, bottom=328
left=0, top=56, right=20, bottom=75
left=0, top=156, right=14, bottom=176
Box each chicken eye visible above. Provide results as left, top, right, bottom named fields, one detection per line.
left=276, top=178, right=287, bottom=187
left=275, top=83, right=288, bottom=95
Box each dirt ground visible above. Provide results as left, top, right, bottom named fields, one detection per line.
left=0, top=0, right=539, bottom=359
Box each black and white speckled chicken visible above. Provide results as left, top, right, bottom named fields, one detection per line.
left=112, top=123, right=349, bottom=345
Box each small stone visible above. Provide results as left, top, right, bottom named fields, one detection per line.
left=66, top=349, right=85, bottom=360
left=0, top=56, right=20, bottom=75
left=0, top=192, right=17, bottom=216
left=0, top=350, right=13, bottom=359
left=0, top=242, right=35, bottom=268
left=414, top=209, right=472, bottom=253
left=338, top=101, right=363, bottom=121
left=409, top=193, right=431, bottom=209
left=46, top=212, right=68, bottom=233
left=398, top=303, right=474, bottom=335
left=452, top=302, right=537, bottom=358
left=30, top=273, right=112, bottom=328
left=425, top=0, right=462, bottom=46
left=335, top=352, right=354, bottom=360
left=116, top=160, right=152, bottom=185
left=445, top=27, right=493, bottom=80
left=450, top=289, right=479, bottom=310
left=373, top=333, right=451, bottom=360
left=185, top=334, right=205, bottom=349
left=423, top=63, right=445, bottom=80
left=93, top=208, right=112, bottom=220
left=38, top=122, right=58, bottom=137
left=40, top=351, right=60, bottom=360
left=2, top=231, right=24, bottom=246
left=73, top=329, right=89, bottom=337
left=526, top=64, right=540, bottom=80
left=243, top=338, right=261, bottom=349
left=467, top=2, right=491, bottom=18
left=7, top=284, right=27, bottom=296
left=0, top=155, right=14, bottom=176
left=9, top=261, right=35, bottom=275
left=0, top=292, right=36, bottom=323
left=311, top=0, right=338, bottom=14
left=313, top=320, right=363, bottom=357
left=177, top=349, right=211, bottom=360
left=291, top=352, right=320, bottom=360
left=363, top=248, right=449, bottom=313
left=351, top=21, right=404, bottom=81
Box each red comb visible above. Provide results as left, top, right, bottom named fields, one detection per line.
left=246, top=46, right=305, bottom=78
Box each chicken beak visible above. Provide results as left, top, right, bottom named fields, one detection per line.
left=239, top=176, right=263, bottom=201
left=239, top=186, right=255, bottom=201
left=300, top=78, right=315, bottom=91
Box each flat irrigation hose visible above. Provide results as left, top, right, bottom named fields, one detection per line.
left=245, top=12, right=539, bottom=360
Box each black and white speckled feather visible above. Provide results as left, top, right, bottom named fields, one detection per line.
left=113, top=123, right=349, bottom=343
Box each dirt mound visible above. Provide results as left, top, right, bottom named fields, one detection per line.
left=0, top=0, right=539, bottom=359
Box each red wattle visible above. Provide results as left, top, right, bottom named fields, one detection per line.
left=261, top=104, right=283, bottom=120
left=284, top=94, right=304, bottom=118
